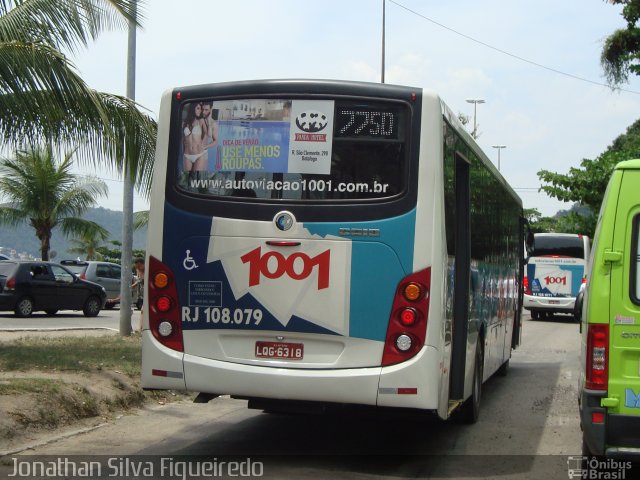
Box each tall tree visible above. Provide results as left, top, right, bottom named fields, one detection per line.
left=68, top=228, right=110, bottom=260
left=601, top=0, right=640, bottom=86
left=0, top=146, right=109, bottom=260
left=0, top=0, right=156, bottom=194
left=537, top=119, right=640, bottom=236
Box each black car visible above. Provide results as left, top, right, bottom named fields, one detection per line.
left=0, top=261, right=106, bottom=317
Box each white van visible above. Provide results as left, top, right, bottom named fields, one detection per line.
left=523, top=233, right=590, bottom=320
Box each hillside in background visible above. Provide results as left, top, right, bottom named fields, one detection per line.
left=0, top=207, right=147, bottom=259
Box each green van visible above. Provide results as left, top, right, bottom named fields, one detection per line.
left=580, top=159, right=640, bottom=457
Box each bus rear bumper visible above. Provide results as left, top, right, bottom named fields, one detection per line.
left=141, top=331, right=187, bottom=391
left=181, top=345, right=441, bottom=410
left=523, top=294, right=575, bottom=312
left=581, top=388, right=640, bottom=458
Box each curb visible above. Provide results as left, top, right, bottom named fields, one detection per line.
left=0, top=423, right=110, bottom=457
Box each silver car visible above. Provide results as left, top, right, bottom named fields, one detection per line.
left=60, top=260, right=122, bottom=308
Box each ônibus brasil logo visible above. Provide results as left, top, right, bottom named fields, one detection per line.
left=241, top=247, right=330, bottom=290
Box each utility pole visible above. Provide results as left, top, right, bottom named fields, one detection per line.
left=119, top=1, right=136, bottom=336
left=381, top=0, right=386, bottom=83
left=492, top=145, right=506, bottom=171
left=465, top=98, right=485, bottom=139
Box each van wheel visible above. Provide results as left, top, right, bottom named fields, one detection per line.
left=15, top=297, right=34, bottom=318
left=531, top=310, right=539, bottom=320
left=83, top=296, right=101, bottom=317
left=457, top=341, right=484, bottom=424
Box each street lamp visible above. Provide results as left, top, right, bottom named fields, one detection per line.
left=492, top=145, right=506, bottom=170
left=466, top=98, right=485, bottom=139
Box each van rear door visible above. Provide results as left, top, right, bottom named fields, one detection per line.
left=608, top=168, right=640, bottom=418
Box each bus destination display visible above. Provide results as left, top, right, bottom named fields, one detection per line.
left=335, top=106, right=400, bottom=139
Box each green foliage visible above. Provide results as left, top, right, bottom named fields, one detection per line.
left=133, top=210, right=149, bottom=231
left=0, top=0, right=156, bottom=196
left=96, top=240, right=145, bottom=265
left=68, top=226, right=110, bottom=260
left=0, top=335, right=142, bottom=377
left=537, top=118, right=640, bottom=237
left=0, top=207, right=147, bottom=258
left=0, top=146, right=108, bottom=260
left=602, top=0, right=640, bottom=86
left=524, top=207, right=561, bottom=233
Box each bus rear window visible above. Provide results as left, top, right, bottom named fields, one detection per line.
left=175, top=98, right=408, bottom=201
left=532, top=235, right=585, bottom=259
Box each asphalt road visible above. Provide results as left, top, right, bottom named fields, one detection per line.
left=2, top=312, right=587, bottom=479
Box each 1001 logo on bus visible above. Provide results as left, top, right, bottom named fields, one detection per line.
left=240, top=247, right=330, bottom=289
left=544, top=275, right=567, bottom=286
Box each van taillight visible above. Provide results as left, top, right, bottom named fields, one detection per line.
left=381, top=268, right=431, bottom=367
left=586, top=324, right=608, bottom=390
left=5, top=276, right=15, bottom=291
left=148, top=256, right=183, bottom=352
left=523, top=275, right=530, bottom=295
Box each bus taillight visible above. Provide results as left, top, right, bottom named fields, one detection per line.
left=382, top=268, right=431, bottom=367
left=585, top=323, right=608, bottom=390
left=148, top=256, right=183, bottom=352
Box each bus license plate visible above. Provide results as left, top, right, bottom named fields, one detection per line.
left=255, top=341, right=303, bottom=360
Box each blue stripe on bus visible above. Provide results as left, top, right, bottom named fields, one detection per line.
left=162, top=203, right=416, bottom=341
left=302, top=209, right=416, bottom=273
left=304, top=210, right=416, bottom=341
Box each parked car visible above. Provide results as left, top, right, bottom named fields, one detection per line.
left=0, top=260, right=106, bottom=317
left=0, top=254, right=10, bottom=260
left=60, top=260, right=121, bottom=308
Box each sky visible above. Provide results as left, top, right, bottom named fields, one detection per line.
left=71, top=0, right=640, bottom=217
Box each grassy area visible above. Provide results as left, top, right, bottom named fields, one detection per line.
left=0, top=377, right=62, bottom=395
left=0, top=335, right=142, bottom=376
left=0, top=334, right=172, bottom=442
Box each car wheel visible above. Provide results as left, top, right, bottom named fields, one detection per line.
left=83, top=295, right=102, bottom=317
left=457, top=340, right=484, bottom=424
left=14, top=297, right=34, bottom=318
left=45, top=310, right=58, bottom=316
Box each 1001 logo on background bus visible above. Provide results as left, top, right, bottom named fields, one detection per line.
left=240, top=247, right=331, bottom=289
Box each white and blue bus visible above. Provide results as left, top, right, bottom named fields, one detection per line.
left=142, top=79, right=524, bottom=422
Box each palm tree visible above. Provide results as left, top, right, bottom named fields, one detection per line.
left=0, top=0, right=156, bottom=194
left=133, top=210, right=149, bottom=231
left=0, top=146, right=109, bottom=260
left=68, top=227, right=110, bottom=260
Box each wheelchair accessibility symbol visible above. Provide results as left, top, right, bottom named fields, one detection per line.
left=183, top=250, right=199, bottom=271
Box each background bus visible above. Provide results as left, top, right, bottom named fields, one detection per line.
left=523, top=233, right=590, bottom=321
left=142, top=79, right=524, bottom=422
